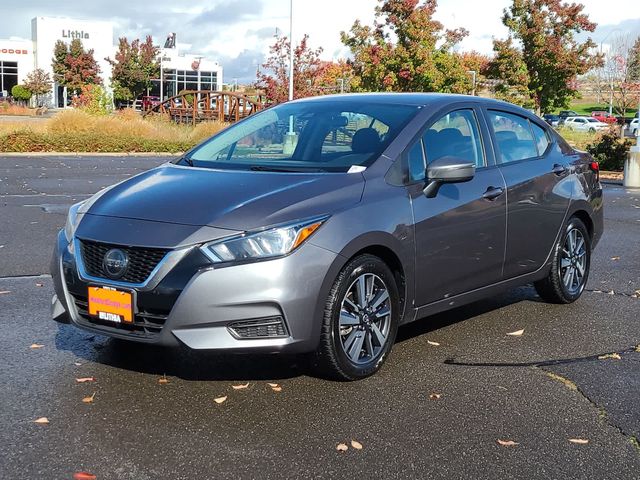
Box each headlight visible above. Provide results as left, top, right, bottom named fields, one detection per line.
left=201, top=216, right=328, bottom=264
left=64, top=201, right=84, bottom=242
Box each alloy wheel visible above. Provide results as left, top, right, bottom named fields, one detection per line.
left=559, top=228, right=587, bottom=295
left=338, top=273, right=392, bottom=365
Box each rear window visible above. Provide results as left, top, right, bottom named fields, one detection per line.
left=488, top=111, right=538, bottom=163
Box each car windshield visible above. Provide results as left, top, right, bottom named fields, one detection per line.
left=178, top=101, right=420, bottom=172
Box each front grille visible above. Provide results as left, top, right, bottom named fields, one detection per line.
left=71, top=293, right=169, bottom=339
left=79, top=239, right=169, bottom=284
left=228, top=317, right=288, bottom=339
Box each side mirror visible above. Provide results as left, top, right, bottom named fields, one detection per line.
left=423, top=156, right=476, bottom=198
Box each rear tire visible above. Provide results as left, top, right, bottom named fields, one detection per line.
left=534, top=217, right=591, bottom=304
left=312, top=254, right=400, bottom=381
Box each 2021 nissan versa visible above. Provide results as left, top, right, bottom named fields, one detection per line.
left=51, top=94, right=603, bottom=380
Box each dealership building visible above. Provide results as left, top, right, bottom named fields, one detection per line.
left=0, top=16, right=223, bottom=107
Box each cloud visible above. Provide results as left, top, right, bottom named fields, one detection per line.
left=191, top=0, right=264, bottom=26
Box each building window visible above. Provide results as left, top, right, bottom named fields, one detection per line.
left=0, top=61, right=18, bottom=96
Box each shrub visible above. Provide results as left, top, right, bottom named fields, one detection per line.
left=71, top=84, right=113, bottom=116
left=11, top=85, right=32, bottom=104
left=586, top=129, right=633, bottom=171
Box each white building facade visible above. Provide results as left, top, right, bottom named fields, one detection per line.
left=0, top=17, right=223, bottom=107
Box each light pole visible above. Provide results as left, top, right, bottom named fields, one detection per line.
left=599, top=29, right=622, bottom=115
left=288, top=0, right=294, bottom=102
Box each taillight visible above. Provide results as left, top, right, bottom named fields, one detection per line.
left=589, top=161, right=600, bottom=181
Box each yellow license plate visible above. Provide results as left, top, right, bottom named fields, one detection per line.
left=87, top=286, right=133, bottom=323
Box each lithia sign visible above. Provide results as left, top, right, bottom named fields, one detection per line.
left=61, top=29, right=90, bottom=40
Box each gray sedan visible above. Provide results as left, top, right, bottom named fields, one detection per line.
left=51, top=93, right=603, bottom=380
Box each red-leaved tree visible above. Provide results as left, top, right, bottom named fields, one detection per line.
left=256, top=35, right=325, bottom=104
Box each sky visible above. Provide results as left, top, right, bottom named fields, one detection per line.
left=3, top=0, right=640, bottom=84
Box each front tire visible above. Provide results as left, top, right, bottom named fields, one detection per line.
left=534, top=217, right=591, bottom=304
left=312, top=254, right=400, bottom=381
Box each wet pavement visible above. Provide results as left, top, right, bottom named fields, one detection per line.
left=1, top=156, right=639, bottom=479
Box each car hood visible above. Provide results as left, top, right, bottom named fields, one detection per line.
left=83, top=163, right=365, bottom=231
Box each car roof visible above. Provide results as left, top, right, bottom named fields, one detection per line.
left=291, top=92, right=529, bottom=111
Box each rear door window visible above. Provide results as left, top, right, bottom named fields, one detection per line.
left=422, top=109, right=485, bottom=167
left=488, top=111, right=538, bottom=163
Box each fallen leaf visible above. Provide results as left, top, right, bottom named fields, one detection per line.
left=351, top=440, right=363, bottom=450
left=336, top=443, right=348, bottom=452
left=30, top=343, right=44, bottom=349
left=214, top=396, right=227, bottom=404
left=82, top=392, right=96, bottom=404
left=427, top=340, right=440, bottom=346
left=35, top=283, right=44, bottom=287
left=271, top=386, right=283, bottom=392
left=569, top=438, right=589, bottom=444
left=607, top=290, right=615, bottom=295
left=507, top=329, right=525, bottom=337
left=497, top=439, right=519, bottom=447
left=158, top=375, right=169, bottom=385
left=632, top=290, right=640, bottom=299
left=267, top=383, right=279, bottom=388
left=0, top=291, right=10, bottom=295
left=611, top=256, right=620, bottom=261
left=635, top=345, right=640, bottom=353
left=429, top=393, right=442, bottom=400
left=33, top=417, right=49, bottom=424
left=73, top=473, right=97, bottom=480
left=76, top=377, right=95, bottom=383
left=232, top=383, right=250, bottom=390
left=74, top=362, right=82, bottom=366
left=598, top=353, right=621, bottom=360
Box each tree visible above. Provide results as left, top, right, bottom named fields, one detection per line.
left=106, top=36, right=160, bottom=102
left=603, top=36, right=640, bottom=116
left=486, top=38, right=532, bottom=106
left=256, top=34, right=325, bottom=104
left=628, top=36, right=640, bottom=81
left=491, top=0, right=602, bottom=114
left=341, top=0, right=471, bottom=93
left=316, top=59, right=358, bottom=93
left=24, top=68, right=52, bottom=106
left=11, top=85, right=32, bottom=104
left=52, top=39, right=102, bottom=94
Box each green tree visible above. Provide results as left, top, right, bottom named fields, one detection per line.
left=106, top=36, right=160, bottom=102
left=23, top=68, right=52, bottom=105
left=341, top=0, right=470, bottom=93
left=492, top=0, right=602, bottom=113
left=628, top=36, right=640, bottom=81
left=52, top=39, right=102, bottom=94
left=11, top=84, right=32, bottom=104
left=486, top=38, right=532, bottom=106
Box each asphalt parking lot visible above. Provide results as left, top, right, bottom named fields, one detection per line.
left=1, top=155, right=639, bottom=479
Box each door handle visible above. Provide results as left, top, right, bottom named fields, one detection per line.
left=552, top=164, right=567, bottom=175
left=482, top=186, right=504, bottom=201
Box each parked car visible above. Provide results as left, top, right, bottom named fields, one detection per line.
left=630, top=118, right=639, bottom=136
left=51, top=94, right=603, bottom=380
left=558, top=110, right=579, bottom=125
left=543, top=114, right=560, bottom=127
left=591, top=111, right=617, bottom=124
left=564, top=116, right=609, bottom=132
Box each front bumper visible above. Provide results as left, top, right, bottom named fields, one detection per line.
left=51, top=230, right=339, bottom=353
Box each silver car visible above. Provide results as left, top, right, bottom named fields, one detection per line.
left=51, top=94, right=603, bottom=380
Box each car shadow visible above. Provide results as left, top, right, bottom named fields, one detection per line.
left=54, top=285, right=543, bottom=382
left=396, top=284, right=543, bottom=343
left=54, top=325, right=304, bottom=382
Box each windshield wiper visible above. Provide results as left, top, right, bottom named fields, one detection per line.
left=249, top=165, right=326, bottom=173
left=177, top=156, right=193, bottom=166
